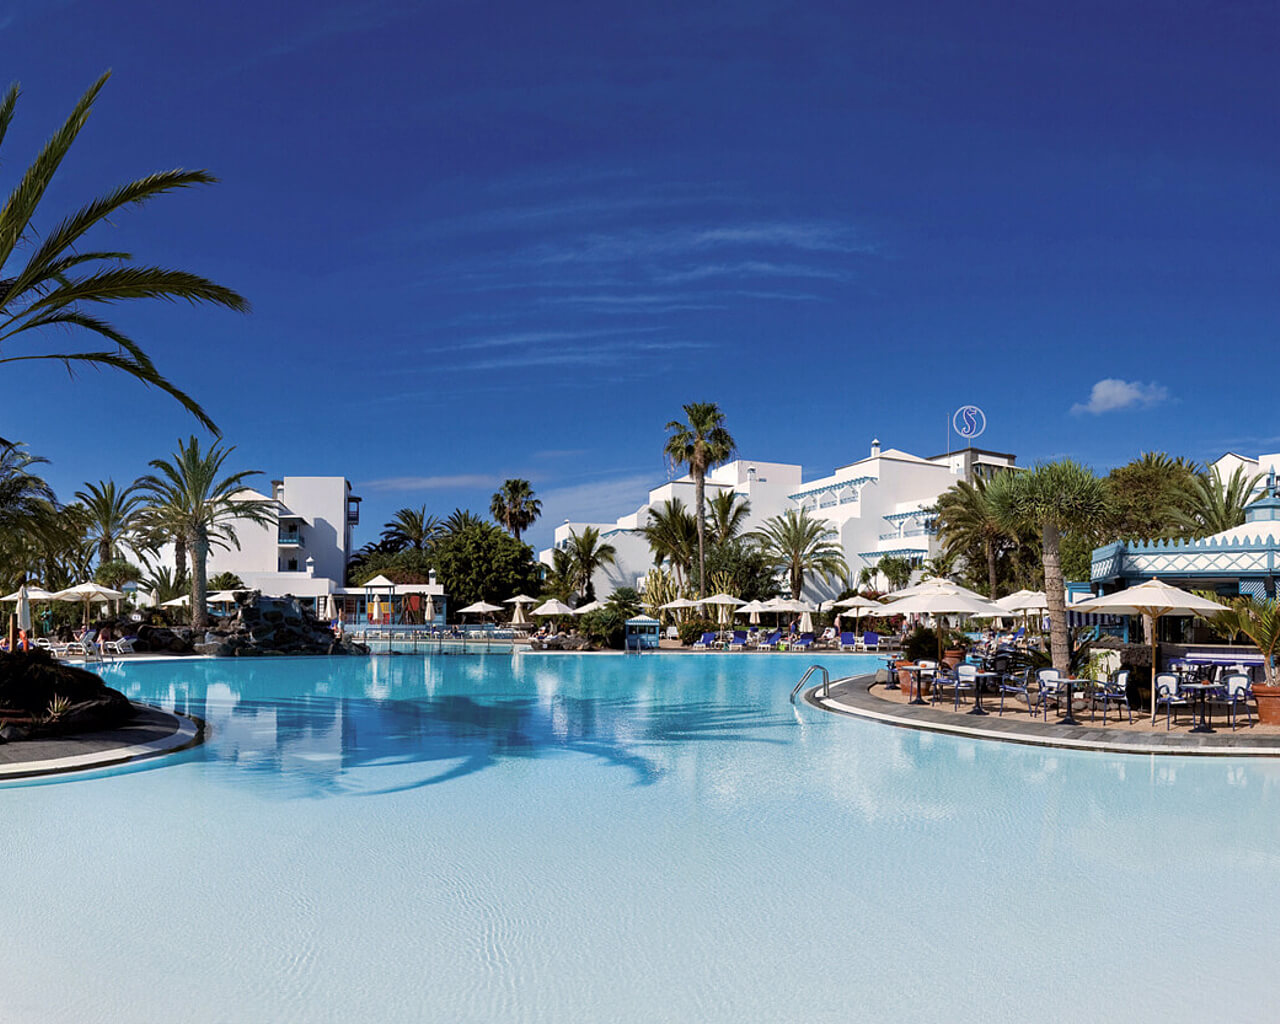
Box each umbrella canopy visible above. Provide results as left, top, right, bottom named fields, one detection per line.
left=533, top=599, right=575, bottom=617
left=458, top=600, right=503, bottom=615
left=835, top=595, right=883, bottom=610
left=322, top=594, right=338, bottom=621
left=1071, top=579, right=1227, bottom=715
left=884, top=577, right=990, bottom=602
left=701, top=592, right=744, bottom=624
left=659, top=598, right=701, bottom=610
left=53, top=581, right=126, bottom=626
left=15, top=585, right=31, bottom=634
left=510, top=601, right=527, bottom=625
left=572, top=599, right=606, bottom=615
left=207, top=590, right=246, bottom=604
left=423, top=596, right=437, bottom=622
left=505, top=594, right=537, bottom=604
left=869, top=589, right=1004, bottom=662
left=1000, top=590, right=1048, bottom=612
left=799, top=610, right=814, bottom=633
left=1, top=586, right=56, bottom=602
left=162, top=594, right=190, bottom=608
left=735, top=599, right=766, bottom=624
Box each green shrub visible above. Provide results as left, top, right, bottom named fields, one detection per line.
left=579, top=608, right=626, bottom=649
left=678, top=617, right=718, bottom=646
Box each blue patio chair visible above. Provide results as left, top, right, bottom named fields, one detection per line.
left=727, top=630, right=749, bottom=651
left=860, top=632, right=880, bottom=652
left=756, top=630, right=783, bottom=650
left=838, top=632, right=858, bottom=651
left=793, top=633, right=815, bottom=652
left=691, top=632, right=717, bottom=650
left=1092, top=669, right=1132, bottom=725
left=1153, top=672, right=1191, bottom=729
left=999, top=668, right=1033, bottom=715
left=1211, top=673, right=1254, bottom=731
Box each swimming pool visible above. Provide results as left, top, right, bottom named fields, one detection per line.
left=3, top=652, right=1279, bottom=1022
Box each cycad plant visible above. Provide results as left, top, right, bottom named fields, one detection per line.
left=753, top=508, right=848, bottom=599
left=0, top=73, right=247, bottom=433
left=664, top=403, right=735, bottom=598
left=137, top=437, right=274, bottom=628
left=988, top=460, right=1112, bottom=675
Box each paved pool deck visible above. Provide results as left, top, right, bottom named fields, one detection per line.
left=0, top=704, right=203, bottom=780
left=808, top=675, right=1280, bottom=757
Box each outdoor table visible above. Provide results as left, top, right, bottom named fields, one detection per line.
left=967, top=671, right=999, bottom=716
left=1180, top=681, right=1217, bottom=734
left=896, top=663, right=927, bottom=705
left=884, top=655, right=899, bottom=690
left=1057, top=678, right=1087, bottom=726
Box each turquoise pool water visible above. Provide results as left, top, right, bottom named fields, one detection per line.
left=4, top=652, right=1280, bottom=1023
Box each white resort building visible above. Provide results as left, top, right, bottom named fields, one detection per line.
left=540, top=441, right=1017, bottom=602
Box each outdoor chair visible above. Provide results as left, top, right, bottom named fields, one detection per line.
left=756, top=630, right=783, bottom=650
left=950, top=663, right=978, bottom=710
left=838, top=632, right=858, bottom=651
left=859, top=632, right=880, bottom=652
left=1092, top=669, right=1133, bottom=725
left=1211, top=673, right=1254, bottom=731
left=692, top=632, right=717, bottom=650
left=817, top=627, right=837, bottom=648
left=1033, top=668, right=1063, bottom=720
left=1153, top=672, right=1192, bottom=730
left=727, top=630, right=749, bottom=651
left=999, top=668, right=1034, bottom=715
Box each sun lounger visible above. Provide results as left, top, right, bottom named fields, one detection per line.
left=756, top=630, right=783, bottom=650
left=727, top=630, right=749, bottom=651
left=858, top=632, right=880, bottom=652
left=838, top=631, right=858, bottom=651
left=691, top=632, right=717, bottom=650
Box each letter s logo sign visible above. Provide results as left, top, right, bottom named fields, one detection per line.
left=953, top=406, right=986, bottom=440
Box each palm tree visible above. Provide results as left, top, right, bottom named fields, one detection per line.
left=936, top=474, right=1017, bottom=598
left=490, top=480, right=542, bottom=542
left=380, top=506, right=442, bottom=551
left=753, top=508, right=848, bottom=599
left=565, top=526, right=617, bottom=604
left=877, top=554, right=914, bottom=592
left=0, top=444, right=59, bottom=589
left=706, top=490, right=751, bottom=547
left=663, top=403, right=735, bottom=598
left=0, top=73, right=248, bottom=435
left=208, top=571, right=246, bottom=591
left=137, top=436, right=275, bottom=628
left=988, top=460, right=1112, bottom=675
left=539, top=548, right=578, bottom=604
left=444, top=509, right=487, bottom=535
left=1171, top=465, right=1262, bottom=537
left=640, top=498, right=698, bottom=592
left=73, top=479, right=143, bottom=566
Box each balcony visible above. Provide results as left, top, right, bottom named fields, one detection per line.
left=278, top=533, right=304, bottom=547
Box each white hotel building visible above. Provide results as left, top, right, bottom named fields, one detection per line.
left=540, top=441, right=1017, bottom=602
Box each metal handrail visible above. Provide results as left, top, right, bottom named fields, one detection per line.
left=790, top=664, right=830, bottom=704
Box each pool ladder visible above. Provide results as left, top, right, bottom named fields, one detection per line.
left=790, top=664, right=830, bottom=704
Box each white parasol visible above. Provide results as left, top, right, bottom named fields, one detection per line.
left=1071, top=579, right=1227, bottom=716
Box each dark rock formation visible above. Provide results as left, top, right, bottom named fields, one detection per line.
left=0, top=650, right=134, bottom=740
left=199, top=592, right=368, bottom=658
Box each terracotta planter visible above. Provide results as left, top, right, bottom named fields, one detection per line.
left=1253, top=684, right=1280, bottom=725
left=943, top=648, right=965, bottom=669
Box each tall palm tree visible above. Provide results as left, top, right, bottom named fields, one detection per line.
left=936, top=474, right=1017, bottom=598
left=380, top=506, right=443, bottom=551
left=539, top=547, right=578, bottom=604
left=1171, top=465, right=1263, bottom=538
left=664, top=402, right=735, bottom=598
left=988, top=460, right=1112, bottom=675
left=0, top=444, right=59, bottom=589
left=753, top=508, right=848, bottom=599
left=640, top=498, right=698, bottom=592
left=73, top=479, right=143, bottom=566
left=137, top=436, right=274, bottom=628
left=0, top=73, right=248, bottom=434
left=706, top=490, right=751, bottom=547
left=444, top=509, right=487, bottom=535
left=565, top=526, right=617, bottom=604
left=490, top=480, right=542, bottom=542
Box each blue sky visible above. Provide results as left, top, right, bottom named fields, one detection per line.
left=1, top=0, right=1276, bottom=551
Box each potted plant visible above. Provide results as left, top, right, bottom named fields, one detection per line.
left=1197, top=597, right=1280, bottom=725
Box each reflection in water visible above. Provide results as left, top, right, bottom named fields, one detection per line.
left=103, top=655, right=793, bottom=797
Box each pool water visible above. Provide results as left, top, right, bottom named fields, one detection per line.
left=3, top=652, right=1280, bottom=1023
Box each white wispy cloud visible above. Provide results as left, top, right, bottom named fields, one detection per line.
left=359, top=474, right=503, bottom=492
left=654, top=260, right=846, bottom=284
left=447, top=339, right=707, bottom=372
left=525, top=473, right=658, bottom=549
left=538, top=293, right=728, bottom=313
left=1071, top=379, right=1170, bottom=415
